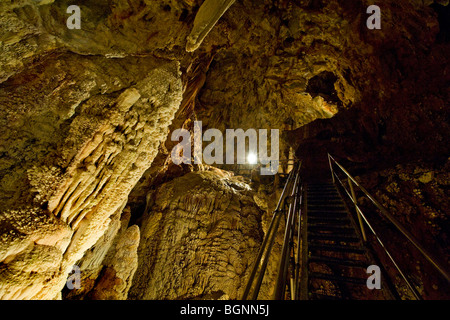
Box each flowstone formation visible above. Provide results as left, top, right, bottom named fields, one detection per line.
left=128, top=170, right=265, bottom=300
left=0, top=57, right=182, bottom=299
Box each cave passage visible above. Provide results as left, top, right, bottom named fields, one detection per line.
left=0, top=0, right=449, bottom=301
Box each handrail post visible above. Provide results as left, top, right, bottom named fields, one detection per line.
left=241, top=167, right=295, bottom=300
left=348, top=177, right=367, bottom=242
left=294, top=184, right=303, bottom=300
left=328, top=153, right=335, bottom=184
left=273, top=163, right=301, bottom=299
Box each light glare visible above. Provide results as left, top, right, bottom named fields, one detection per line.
left=248, top=153, right=257, bottom=164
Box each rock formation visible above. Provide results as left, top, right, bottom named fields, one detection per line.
left=128, top=170, right=265, bottom=299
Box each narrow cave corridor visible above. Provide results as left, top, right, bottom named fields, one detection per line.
left=0, top=0, right=449, bottom=303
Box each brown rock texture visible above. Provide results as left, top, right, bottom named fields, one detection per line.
left=62, top=205, right=131, bottom=299
left=0, top=58, right=182, bottom=299
left=89, top=225, right=140, bottom=300
left=0, top=1, right=185, bottom=297
left=285, top=0, right=449, bottom=166
left=128, top=170, right=265, bottom=300
left=0, top=0, right=197, bottom=300
left=355, top=159, right=450, bottom=299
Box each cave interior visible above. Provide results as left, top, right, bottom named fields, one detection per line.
left=0, top=0, right=449, bottom=300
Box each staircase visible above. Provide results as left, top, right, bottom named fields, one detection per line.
left=243, top=155, right=450, bottom=300
left=301, top=181, right=394, bottom=300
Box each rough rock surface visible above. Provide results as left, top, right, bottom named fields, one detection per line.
left=0, top=57, right=182, bottom=299
left=0, top=20, right=183, bottom=297
left=285, top=0, right=449, bottom=167
left=0, top=0, right=201, bottom=300
left=128, top=170, right=265, bottom=300
left=88, top=225, right=140, bottom=300
left=62, top=206, right=131, bottom=299
left=355, top=159, right=450, bottom=299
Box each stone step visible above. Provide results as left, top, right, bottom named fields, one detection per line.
left=309, top=272, right=368, bottom=285
left=308, top=225, right=355, bottom=234
left=308, top=233, right=360, bottom=243
left=309, top=243, right=366, bottom=254
left=309, top=255, right=366, bottom=268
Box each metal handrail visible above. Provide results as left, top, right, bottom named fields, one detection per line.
left=328, top=153, right=450, bottom=287
left=333, top=171, right=421, bottom=299
left=242, top=161, right=302, bottom=300
left=273, top=163, right=302, bottom=299
left=293, top=184, right=304, bottom=300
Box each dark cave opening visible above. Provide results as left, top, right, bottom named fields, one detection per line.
left=430, top=3, right=450, bottom=43
left=306, top=71, right=341, bottom=105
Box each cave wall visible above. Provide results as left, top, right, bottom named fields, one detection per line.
left=0, top=1, right=185, bottom=299
left=128, top=170, right=265, bottom=300
left=286, top=0, right=449, bottom=165
left=0, top=55, right=182, bottom=299
left=280, top=2, right=450, bottom=298
left=354, top=158, right=450, bottom=299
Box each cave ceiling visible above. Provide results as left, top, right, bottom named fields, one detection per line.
left=1, top=0, right=446, bottom=136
